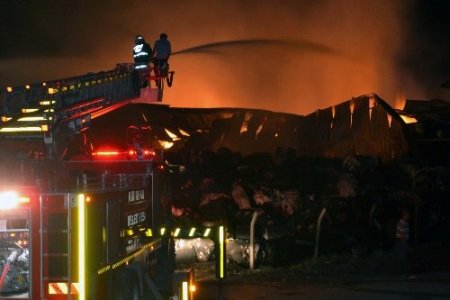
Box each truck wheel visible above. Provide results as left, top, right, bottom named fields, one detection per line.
left=115, top=269, right=140, bottom=300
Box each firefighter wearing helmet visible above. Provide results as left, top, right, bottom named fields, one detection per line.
left=133, top=34, right=152, bottom=70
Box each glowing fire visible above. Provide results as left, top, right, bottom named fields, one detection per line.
left=394, top=93, right=417, bottom=124
left=387, top=113, right=392, bottom=128
left=240, top=112, right=252, bottom=134
left=165, top=128, right=179, bottom=140
left=399, top=115, right=418, bottom=124
left=179, top=129, right=190, bottom=137
left=369, top=96, right=376, bottom=121
left=349, top=100, right=355, bottom=128
left=394, top=92, right=406, bottom=110
left=330, top=106, right=334, bottom=128
left=159, top=140, right=174, bottom=149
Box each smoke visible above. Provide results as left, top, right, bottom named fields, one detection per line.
left=1, top=0, right=446, bottom=115
left=396, top=0, right=450, bottom=101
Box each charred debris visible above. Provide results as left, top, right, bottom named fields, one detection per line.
left=112, top=93, right=449, bottom=267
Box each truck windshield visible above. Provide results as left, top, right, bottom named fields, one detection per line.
left=0, top=209, right=30, bottom=299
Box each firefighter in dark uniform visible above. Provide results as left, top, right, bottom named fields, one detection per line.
left=133, top=34, right=152, bottom=87
left=152, top=33, right=172, bottom=76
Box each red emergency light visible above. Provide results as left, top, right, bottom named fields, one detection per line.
left=91, top=147, right=127, bottom=160
left=92, top=151, right=122, bottom=156
left=127, top=149, right=156, bottom=157
left=91, top=147, right=156, bottom=160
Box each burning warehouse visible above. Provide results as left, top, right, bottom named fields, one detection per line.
left=84, top=93, right=411, bottom=161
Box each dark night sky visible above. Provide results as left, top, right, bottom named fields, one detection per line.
left=0, top=0, right=449, bottom=114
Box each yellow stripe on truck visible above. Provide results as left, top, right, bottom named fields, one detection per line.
left=78, top=193, right=86, bottom=300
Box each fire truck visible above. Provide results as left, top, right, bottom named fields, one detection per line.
left=0, top=63, right=202, bottom=299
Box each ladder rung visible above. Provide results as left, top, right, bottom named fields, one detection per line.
left=43, top=253, right=68, bottom=257
left=41, top=229, right=68, bottom=233
left=42, top=207, right=68, bottom=211
left=43, top=276, right=69, bottom=281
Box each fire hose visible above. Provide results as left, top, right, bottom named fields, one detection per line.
left=0, top=251, right=18, bottom=291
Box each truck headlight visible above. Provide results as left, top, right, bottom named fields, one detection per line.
left=0, top=191, right=29, bottom=209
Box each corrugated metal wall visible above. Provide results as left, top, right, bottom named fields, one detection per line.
left=174, top=94, right=411, bottom=160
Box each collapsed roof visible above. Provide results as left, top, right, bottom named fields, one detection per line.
left=89, top=93, right=412, bottom=161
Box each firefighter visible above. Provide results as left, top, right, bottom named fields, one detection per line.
left=133, top=34, right=152, bottom=69
left=133, top=34, right=152, bottom=88
left=393, top=209, right=411, bottom=273
left=395, top=210, right=410, bottom=242
left=152, top=33, right=172, bottom=76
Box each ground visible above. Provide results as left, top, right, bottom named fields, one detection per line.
left=192, top=246, right=450, bottom=300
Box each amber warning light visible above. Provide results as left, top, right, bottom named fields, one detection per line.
left=0, top=191, right=30, bottom=209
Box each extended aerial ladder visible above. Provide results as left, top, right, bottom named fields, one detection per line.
left=0, top=63, right=173, bottom=161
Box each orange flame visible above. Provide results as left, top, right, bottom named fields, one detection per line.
left=394, top=92, right=406, bottom=110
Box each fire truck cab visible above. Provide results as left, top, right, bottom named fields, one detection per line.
left=0, top=156, right=185, bottom=300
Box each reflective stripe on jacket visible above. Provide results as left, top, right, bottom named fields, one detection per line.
left=133, top=42, right=152, bottom=66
